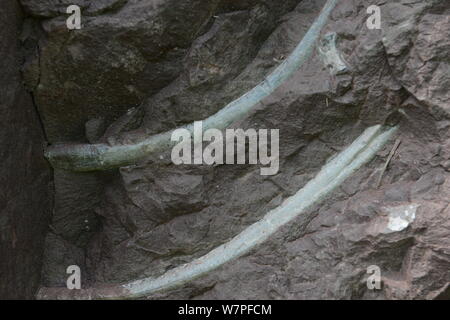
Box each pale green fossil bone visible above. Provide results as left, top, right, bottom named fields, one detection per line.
left=45, top=0, right=340, bottom=172
left=120, top=125, right=398, bottom=299
left=37, top=124, right=398, bottom=299
left=318, top=32, right=349, bottom=75
left=38, top=0, right=400, bottom=300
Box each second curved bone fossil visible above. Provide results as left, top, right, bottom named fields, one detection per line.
left=37, top=124, right=398, bottom=299
left=45, top=0, right=340, bottom=172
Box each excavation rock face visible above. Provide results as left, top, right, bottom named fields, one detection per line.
left=0, top=1, right=53, bottom=299
left=20, top=0, right=449, bottom=299
left=21, top=0, right=300, bottom=142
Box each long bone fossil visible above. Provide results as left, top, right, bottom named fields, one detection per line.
left=38, top=124, right=398, bottom=299
left=45, top=0, right=340, bottom=172
left=38, top=0, right=400, bottom=299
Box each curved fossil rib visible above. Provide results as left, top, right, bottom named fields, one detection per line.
left=37, top=124, right=398, bottom=299
left=45, top=0, right=340, bottom=172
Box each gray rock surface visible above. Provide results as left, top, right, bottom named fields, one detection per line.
left=6, top=0, right=450, bottom=299
left=0, top=0, right=53, bottom=299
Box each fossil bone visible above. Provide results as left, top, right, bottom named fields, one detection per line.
left=45, top=0, right=341, bottom=172
left=37, top=0, right=399, bottom=301
left=37, top=124, right=398, bottom=300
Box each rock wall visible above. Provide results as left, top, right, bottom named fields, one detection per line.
left=12, top=0, right=450, bottom=299
left=0, top=0, right=53, bottom=299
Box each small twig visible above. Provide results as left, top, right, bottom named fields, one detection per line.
left=376, top=138, right=401, bottom=189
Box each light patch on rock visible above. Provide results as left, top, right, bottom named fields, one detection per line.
left=318, top=32, right=349, bottom=76
left=384, top=204, right=419, bottom=233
